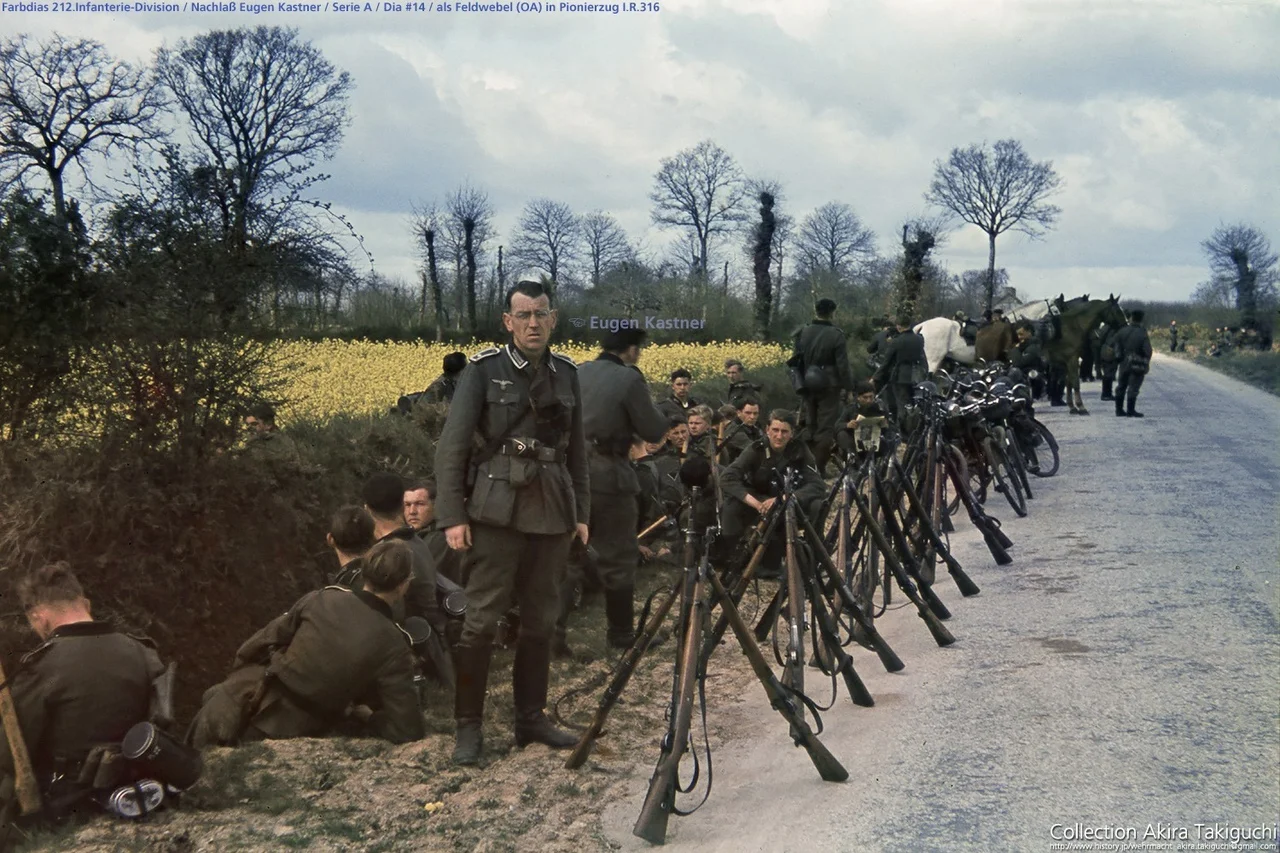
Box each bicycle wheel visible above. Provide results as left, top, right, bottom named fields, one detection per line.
left=1027, top=419, right=1060, bottom=478
left=983, top=436, right=1027, bottom=517
left=1000, top=425, right=1034, bottom=500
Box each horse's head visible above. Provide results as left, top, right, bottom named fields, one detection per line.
left=1101, top=299, right=1128, bottom=329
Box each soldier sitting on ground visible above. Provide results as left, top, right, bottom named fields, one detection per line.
left=684, top=405, right=718, bottom=461
left=718, top=396, right=763, bottom=466
left=1, top=563, right=168, bottom=822
left=190, top=540, right=425, bottom=747
left=723, top=359, right=762, bottom=409
left=363, top=472, right=446, bottom=637
left=328, top=505, right=377, bottom=588
left=409, top=478, right=464, bottom=587
left=718, top=410, right=827, bottom=580
left=656, top=368, right=700, bottom=421
left=241, top=402, right=301, bottom=467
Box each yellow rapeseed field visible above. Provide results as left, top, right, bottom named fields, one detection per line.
left=278, top=339, right=789, bottom=421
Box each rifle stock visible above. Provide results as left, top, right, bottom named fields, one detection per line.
left=632, top=566, right=706, bottom=845
left=565, top=583, right=680, bottom=770
left=0, top=657, right=41, bottom=815
left=847, top=486, right=955, bottom=647
left=705, top=571, right=848, bottom=783
left=795, top=508, right=905, bottom=673
left=889, top=456, right=981, bottom=597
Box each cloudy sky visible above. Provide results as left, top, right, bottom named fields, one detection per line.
left=10, top=0, right=1280, bottom=303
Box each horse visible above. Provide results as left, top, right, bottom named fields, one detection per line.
left=913, top=317, right=975, bottom=373
left=1037, top=293, right=1127, bottom=415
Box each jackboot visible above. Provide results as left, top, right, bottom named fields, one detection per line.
left=1115, top=397, right=1127, bottom=417
left=1126, top=397, right=1144, bottom=418
left=1100, top=377, right=1114, bottom=401
left=604, top=586, right=637, bottom=649
left=452, top=643, right=493, bottom=765
left=512, top=638, right=577, bottom=749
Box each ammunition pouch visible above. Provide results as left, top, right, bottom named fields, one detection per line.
left=803, top=364, right=835, bottom=391
left=1123, top=354, right=1150, bottom=376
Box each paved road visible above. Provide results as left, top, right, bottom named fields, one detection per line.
left=603, top=354, right=1280, bottom=853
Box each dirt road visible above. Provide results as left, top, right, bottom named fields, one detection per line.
left=603, top=354, right=1280, bottom=852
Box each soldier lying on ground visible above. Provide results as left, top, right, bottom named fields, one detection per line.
left=189, top=540, right=425, bottom=748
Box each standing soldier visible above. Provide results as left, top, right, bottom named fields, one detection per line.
left=792, top=298, right=855, bottom=473
left=1168, top=320, right=1179, bottom=353
left=575, top=328, right=670, bottom=648
left=433, top=278, right=589, bottom=765
left=1113, top=309, right=1153, bottom=418
left=872, top=315, right=927, bottom=428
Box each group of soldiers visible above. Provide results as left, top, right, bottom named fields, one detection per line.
left=1, top=278, right=1158, bottom=830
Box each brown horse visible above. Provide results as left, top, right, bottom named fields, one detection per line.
left=1043, top=294, right=1127, bottom=415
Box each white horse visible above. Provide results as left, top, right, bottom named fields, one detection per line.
left=1006, top=298, right=1054, bottom=324
left=913, top=317, right=975, bottom=374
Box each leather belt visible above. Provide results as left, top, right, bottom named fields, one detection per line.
left=500, top=438, right=564, bottom=463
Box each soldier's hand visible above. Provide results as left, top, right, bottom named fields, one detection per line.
left=639, top=545, right=655, bottom=560
left=758, top=497, right=777, bottom=515
left=446, top=523, right=472, bottom=551
left=575, top=523, right=590, bottom=547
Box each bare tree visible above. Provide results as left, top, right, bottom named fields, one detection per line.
left=411, top=202, right=446, bottom=338
left=1201, top=223, right=1278, bottom=328
left=0, top=34, right=166, bottom=223
left=155, top=26, right=353, bottom=250
left=649, top=139, right=749, bottom=280
left=794, top=202, right=877, bottom=280
left=925, top=138, right=1062, bottom=313
left=509, top=197, right=579, bottom=285
left=580, top=210, right=631, bottom=287
left=444, top=182, right=493, bottom=335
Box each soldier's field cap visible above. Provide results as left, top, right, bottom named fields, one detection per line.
left=602, top=328, right=647, bottom=351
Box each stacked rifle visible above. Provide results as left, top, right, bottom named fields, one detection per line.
left=562, top=367, right=1062, bottom=845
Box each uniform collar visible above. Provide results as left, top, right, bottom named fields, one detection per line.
left=813, top=319, right=833, bottom=326
left=506, top=343, right=556, bottom=372
left=596, top=352, right=625, bottom=366
left=48, top=620, right=115, bottom=639
left=353, top=589, right=394, bottom=620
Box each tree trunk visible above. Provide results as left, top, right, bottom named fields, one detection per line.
left=425, top=230, right=444, bottom=342
left=752, top=192, right=777, bottom=341
left=464, top=218, right=478, bottom=336
left=1231, top=251, right=1258, bottom=328
left=986, top=232, right=998, bottom=313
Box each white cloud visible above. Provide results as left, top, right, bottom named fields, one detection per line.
left=3, top=0, right=1276, bottom=305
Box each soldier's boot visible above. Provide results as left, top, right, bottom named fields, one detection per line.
left=1126, top=396, right=1144, bottom=418
left=1115, top=396, right=1127, bottom=417
left=512, top=638, right=577, bottom=749
left=605, top=586, right=637, bottom=649
left=1100, top=377, right=1115, bottom=401
left=452, top=643, right=493, bottom=765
